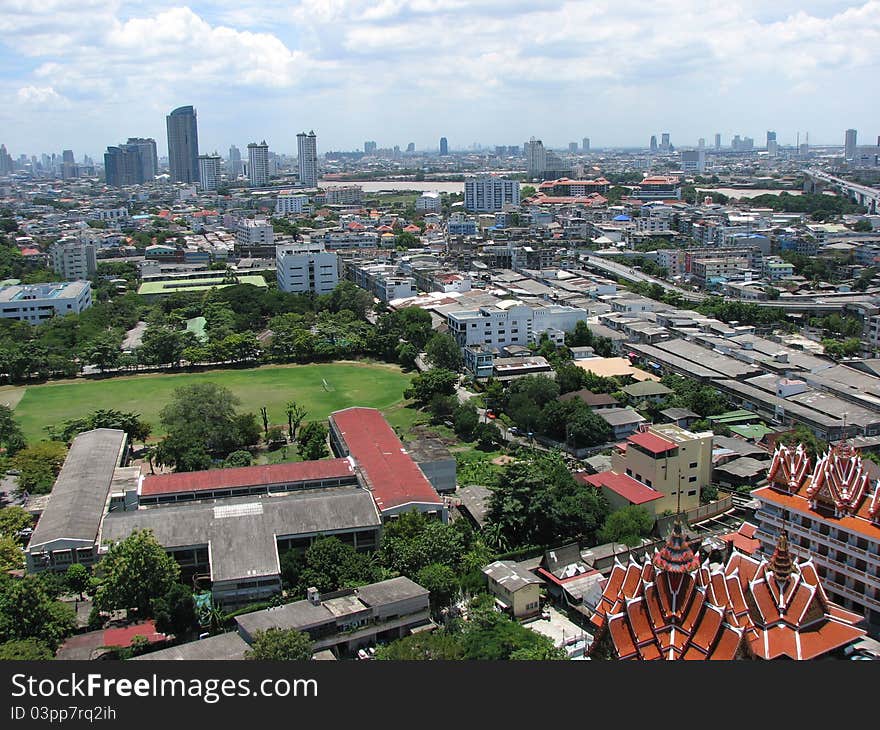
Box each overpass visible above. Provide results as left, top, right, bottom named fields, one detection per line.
left=803, top=169, right=880, bottom=214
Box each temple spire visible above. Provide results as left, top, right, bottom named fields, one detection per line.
left=652, top=519, right=700, bottom=573
left=770, top=530, right=794, bottom=586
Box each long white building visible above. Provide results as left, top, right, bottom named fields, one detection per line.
left=275, top=193, right=309, bottom=215
left=197, top=154, right=222, bottom=191
left=0, top=281, right=93, bottom=323
left=445, top=302, right=587, bottom=348
left=464, top=177, right=520, bottom=212
left=276, top=242, right=339, bottom=294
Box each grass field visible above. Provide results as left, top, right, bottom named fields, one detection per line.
left=1, top=362, right=414, bottom=442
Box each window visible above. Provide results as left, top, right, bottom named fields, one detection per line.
left=688, top=476, right=697, bottom=483
left=689, top=462, right=698, bottom=469
left=687, top=490, right=697, bottom=496
left=626, top=469, right=632, bottom=477
left=646, top=479, right=652, bottom=487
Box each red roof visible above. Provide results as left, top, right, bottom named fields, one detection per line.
left=140, top=458, right=355, bottom=497
left=103, top=621, right=166, bottom=647
left=721, top=522, right=761, bottom=555
left=20, top=248, right=41, bottom=256
left=578, top=471, right=663, bottom=505
left=627, top=430, right=676, bottom=455
left=330, top=407, right=442, bottom=512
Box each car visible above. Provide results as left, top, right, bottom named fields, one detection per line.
left=508, top=426, right=521, bottom=435
left=541, top=610, right=551, bottom=620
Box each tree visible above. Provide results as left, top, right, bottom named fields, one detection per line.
left=260, top=406, right=269, bottom=437
left=319, top=281, right=373, bottom=319
left=379, top=512, right=466, bottom=577
left=138, top=325, right=194, bottom=366
left=555, top=361, right=586, bottom=394
left=94, top=530, right=181, bottom=617
left=0, top=535, right=23, bottom=571
left=65, top=564, right=91, bottom=599
left=775, top=425, right=827, bottom=461
left=245, top=628, right=314, bottom=660
left=285, top=401, right=308, bottom=441
left=853, top=219, right=873, bottom=233
left=396, top=342, right=418, bottom=370
left=53, top=409, right=151, bottom=445
left=0, top=405, right=26, bottom=456
left=83, top=331, right=122, bottom=372
left=296, top=421, right=329, bottom=461
left=12, top=441, right=68, bottom=494
left=0, top=638, right=54, bottom=660
left=375, top=631, right=464, bottom=660
left=151, top=583, right=196, bottom=638
left=473, top=422, right=502, bottom=451
left=296, top=537, right=382, bottom=594
left=598, top=506, right=655, bottom=547
left=0, top=505, right=33, bottom=540
left=404, top=368, right=458, bottom=406
left=416, top=563, right=458, bottom=608
left=453, top=402, right=479, bottom=440
left=425, top=333, right=463, bottom=371
left=0, top=575, right=77, bottom=651
left=223, top=450, right=252, bottom=468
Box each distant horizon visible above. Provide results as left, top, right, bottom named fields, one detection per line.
left=1, top=1, right=878, bottom=158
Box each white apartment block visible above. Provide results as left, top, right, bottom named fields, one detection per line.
left=446, top=303, right=587, bottom=348
left=275, top=194, right=310, bottom=215
left=297, top=131, right=318, bottom=188
left=464, top=177, right=520, bottom=212
left=416, top=192, right=441, bottom=213
left=322, top=186, right=363, bottom=206
left=235, top=218, right=274, bottom=248
left=198, top=154, right=222, bottom=191
left=276, top=242, right=339, bottom=294
left=50, top=240, right=97, bottom=280
left=90, top=208, right=129, bottom=223
left=247, top=142, right=270, bottom=187
left=0, top=281, right=93, bottom=323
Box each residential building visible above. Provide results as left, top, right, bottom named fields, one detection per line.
left=845, top=129, right=858, bottom=162
left=0, top=281, right=92, bottom=322
left=297, top=131, right=318, bottom=187
left=589, top=520, right=865, bottom=660
left=446, top=213, right=477, bottom=236
left=660, top=132, right=671, bottom=151
left=416, top=191, right=441, bottom=213
left=228, top=145, right=242, bottom=178
left=197, top=154, right=221, bottom=191
left=595, top=408, right=647, bottom=441
left=692, top=256, right=750, bottom=286
left=680, top=149, right=705, bottom=173
left=633, top=176, right=681, bottom=201
left=762, top=256, right=794, bottom=280
left=446, top=303, right=587, bottom=349
left=50, top=240, right=96, bottom=280
left=125, top=138, right=158, bottom=181
left=234, top=218, right=274, bottom=250
left=166, top=105, right=200, bottom=184
left=235, top=577, right=431, bottom=655
left=321, top=186, right=363, bottom=206
left=483, top=561, right=543, bottom=619
left=753, top=442, right=880, bottom=631
left=464, top=177, right=520, bottom=212
left=276, top=241, right=339, bottom=294
left=247, top=141, right=269, bottom=187
left=525, top=138, right=546, bottom=178
left=275, top=193, right=309, bottom=215
left=104, top=145, right=144, bottom=187
left=583, top=137, right=590, bottom=152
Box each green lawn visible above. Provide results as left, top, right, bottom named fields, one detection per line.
left=4, top=362, right=414, bottom=442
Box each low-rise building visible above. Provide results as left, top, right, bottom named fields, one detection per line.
left=0, top=280, right=93, bottom=322
left=276, top=242, right=339, bottom=294
left=483, top=560, right=543, bottom=619
left=50, top=240, right=96, bottom=280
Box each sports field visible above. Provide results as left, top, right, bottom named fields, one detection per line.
left=0, top=362, right=413, bottom=442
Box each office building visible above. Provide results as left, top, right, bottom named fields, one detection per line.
left=633, top=175, right=682, bottom=201
left=297, top=131, right=318, bottom=187
left=61, top=149, right=76, bottom=179
left=753, top=442, right=880, bottom=632
left=234, top=218, right=274, bottom=251
left=125, top=138, right=158, bottom=181
left=103, top=145, right=142, bottom=187
left=197, top=154, right=222, bottom=191
left=714, top=133, right=721, bottom=150
left=568, top=142, right=579, bottom=154
left=275, top=193, right=309, bottom=215
left=166, top=105, right=200, bottom=183
left=680, top=149, right=706, bottom=174
left=228, top=145, right=242, bottom=178
left=0, top=145, right=12, bottom=175
left=50, top=240, right=97, bottom=280
left=766, top=130, right=776, bottom=149
left=464, top=177, right=520, bottom=212
left=698, top=138, right=705, bottom=149
left=406, top=142, right=415, bottom=153
left=583, top=137, right=590, bottom=152
left=661, top=132, right=671, bottom=151
left=247, top=140, right=269, bottom=187
left=445, top=303, right=587, bottom=349
left=525, top=137, right=546, bottom=178
left=650, top=135, right=658, bottom=152
left=439, top=136, right=448, bottom=155
left=0, top=281, right=93, bottom=323
left=276, top=242, right=339, bottom=294
left=364, top=141, right=377, bottom=155
left=845, top=129, right=858, bottom=161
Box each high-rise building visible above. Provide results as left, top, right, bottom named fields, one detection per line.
left=525, top=138, right=546, bottom=178
left=247, top=141, right=269, bottom=187
left=464, top=177, right=520, bottom=212
left=61, top=150, right=76, bottom=180
left=680, top=149, right=706, bottom=174
left=364, top=141, right=377, bottom=155
left=582, top=137, right=590, bottom=152
left=714, top=133, right=721, bottom=150
left=198, top=154, right=222, bottom=191
left=104, top=145, right=142, bottom=187
left=697, top=138, right=705, bottom=149
left=297, top=131, right=318, bottom=188
left=406, top=142, right=415, bottom=153
left=650, top=135, right=658, bottom=152
left=50, top=240, right=96, bottom=280
left=166, top=105, right=200, bottom=183
left=439, top=137, right=448, bottom=155
left=661, top=132, right=671, bottom=151
left=126, top=138, right=158, bottom=181
left=568, top=142, right=579, bottom=154
left=766, top=130, right=776, bottom=149
left=228, top=145, right=242, bottom=178
left=845, top=129, right=858, bottom=161
left=276, top=242, right=339, bottom=294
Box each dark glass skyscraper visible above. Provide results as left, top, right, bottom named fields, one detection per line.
left=439, top=137, right=448, bottom=155
left=166, top=105, right=200, bottom=183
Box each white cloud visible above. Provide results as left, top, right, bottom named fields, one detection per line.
left=16, top=85, right=69, bottom=107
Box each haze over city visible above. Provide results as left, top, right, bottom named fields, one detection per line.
left=1, top=0, right=879, bottom=156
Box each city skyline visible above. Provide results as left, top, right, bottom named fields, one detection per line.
left=0, top=1, right=878, bottom=156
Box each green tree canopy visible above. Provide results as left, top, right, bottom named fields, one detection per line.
left=0, top=638, right=54, bottom=660
left=12, top=441, right=68, bottom=494
left=245, top=628, right=314, bottom=660
left=151, top=583, right=196, bottom=638
left=598, top=506, right=655, bottom=547
left=425, top=333, right=463, bottom=371
left=404, top=368, right=458, bottom=406
left=296, top=421, right=329, bottom=461
left=0, top=575, right=77, bottom=651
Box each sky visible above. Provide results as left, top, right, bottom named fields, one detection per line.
left=0, top=0, right=879, bottom=159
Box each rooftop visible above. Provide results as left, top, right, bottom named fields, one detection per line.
left=577, top=471, right=663, bottom=505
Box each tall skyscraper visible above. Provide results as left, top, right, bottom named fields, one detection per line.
left=439, top=137, right=448, bottom=155
left=126, top=138, right=158, bottom=181
left=247, top=141, right=269, bottom=187
left=714, top=133, right=721, bottom=150
left=297, top=131, right=318, bottom=188
left=166, top=105, right=200, bottom=183
left=661, top=132, right=671, bottom=151
left=766, top=130, right=776, bottom=148
left=525, top=138, right=546, bottom=178
left=650, top=135, right=658, bottom=152
left=568, top=142, right=579, bottom=154
left=1, top=145, right=14, bottom=175
left=61, top=149, right=76, bottom=179
left=845, top=129, right=858, bottom=161
left=364, top=141, right=377, bottom=154
left=582, top=137, right=590, bottom=152
left=104, top=145, right=142, bottom=187
left=406, top=142, right=415, bottom=153
left=198, top=154, right=222, bottom=191
left=228, top=145, right=242, bottom=178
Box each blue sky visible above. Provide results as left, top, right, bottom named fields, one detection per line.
left=0, top=0, right=878, bottom=159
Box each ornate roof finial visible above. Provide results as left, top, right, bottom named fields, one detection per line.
left=652, top=518, right=700, bottom=573
left=770, top=529, right=794, bottom=585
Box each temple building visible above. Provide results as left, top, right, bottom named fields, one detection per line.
left=753, top=442, right=880, bottom=633
left=589, top=518, right=865, bottom=660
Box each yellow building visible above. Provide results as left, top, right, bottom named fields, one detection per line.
left=482, top=561, right=543, bottom=619
left=583, top=424, right=714, bottom=516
